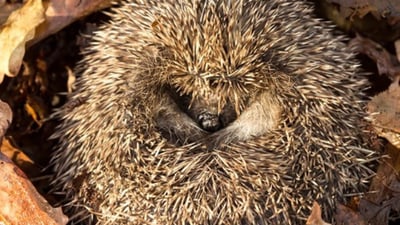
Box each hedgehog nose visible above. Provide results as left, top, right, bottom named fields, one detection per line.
left=198, top=112, right=222, bottom=132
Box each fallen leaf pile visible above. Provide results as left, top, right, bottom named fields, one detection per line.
left=0, top=0, right=45, bottom=82
left=359, top=144, right=400, bottom=224
left=327, top=0, right=400, bottom=22
left=0, top=0, right=112, bottom=83
left=1, top=99, right=66, bottom=224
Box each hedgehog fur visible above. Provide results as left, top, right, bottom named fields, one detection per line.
left=51, top=0, right=378, bottom=224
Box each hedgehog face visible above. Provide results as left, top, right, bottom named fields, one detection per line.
left=154, top=43, right=265, bottom=133
left=156, top=57, right=274, bottom=135
left=152, top=65, right=282, bottom=147
left=145, top=1, right=289, bottom=148
left=167, top=85, right=238, bottom=132
left=147, top=1, right=284, bottom=144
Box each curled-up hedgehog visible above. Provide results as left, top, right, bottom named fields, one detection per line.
left=51, top=0, right=379, bottom=224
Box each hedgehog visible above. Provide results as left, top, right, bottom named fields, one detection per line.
left=50, top=0, right=379, bottom=224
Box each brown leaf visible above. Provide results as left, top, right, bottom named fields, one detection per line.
left=334, top=203, right=367, bottom=225
left=0, top=100, right=12, bottom=140
left=0, top=2, right=22, bottom=24
left=0, top=152, right=68, bottom=225
left=0, top=138, right=42, bottom=178
left=24, top=95, right=47, bottom=127
left=349, top=34, right=400, bottom=81
left=306, top=202, right=331, bottom=225
left=360, top=144, right=400, bottom=225
left=32, top=0, right=113, bottom=46
left=327, top=0, right=400, bottom=21
left=396, top=39, right=400, bottom=63
left=368, top=78, right=400, bottom=148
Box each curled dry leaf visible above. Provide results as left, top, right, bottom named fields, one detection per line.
left=306, top=202, right=331, bottom=225
left=0, top=138, right=42, bottom=179
left=360, top=144, right=400, bottom=225
left=327, top=0, right=400, bottom=21
left=0, top=100, right=12, bottom=140
left=24, top=95, right=48, bottom=127
left=0, top=152, right=68, bottom=225
left=368, top=78, right=400, bottom=148
left=32, top=0, right=113, bottom=46
left=349, top=34, right=400, bottom=81
left=0, top=0, right=45, bottom=83
left=334, top=204, right=367, bottom=225
left=396, top=39, right=400, bottom=63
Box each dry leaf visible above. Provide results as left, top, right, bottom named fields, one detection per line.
left=306, top=202, right=331, bottom=225
left=334, top=204, right=367, bottom=225
left=395, top=39, right=400, bottom=63
left=0, top=0, right=113, bottom=82
left=24, top=96, right=47, bottom=127
left=368, top=78, right=400, bottom=148
left=0, top=100, right=12, bottom=140
left=349, top=34, right=400, bottom=80
left=327, top=0, right=400, bottom=21
left=0, top=2, right=22, bottom=24
left=32, top=0, right=112, bottom=46
left=360, top=144, right=400, bottom=225
left=0, top=152, right=68, bottom=225
left=0, top=0, right=45, bottom=83
left=0, top=138, right=42, bottom=178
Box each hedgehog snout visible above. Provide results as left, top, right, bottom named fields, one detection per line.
left=189, top=100, right=237, bottom=133
left=167, top=86, right=237, bottom=133
left=197, top=111, right=222, bottom=132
